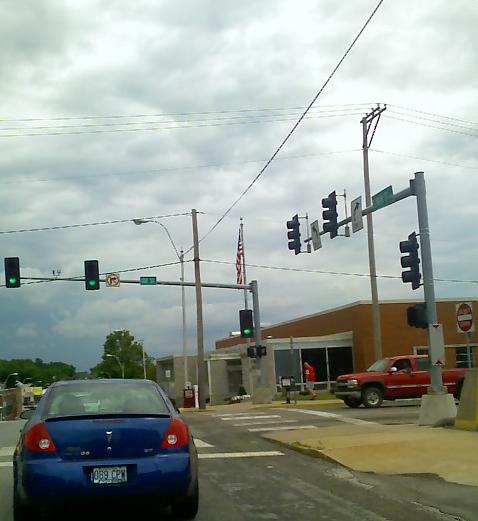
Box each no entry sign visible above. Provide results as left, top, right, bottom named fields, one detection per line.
left=456, top=302, right=474, bottom=333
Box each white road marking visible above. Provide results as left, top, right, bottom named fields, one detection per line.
left=221, top=415, right=281, bottom=421
left=233, top=419, right=298, bottom=427
left=0, top=447, right=15, bottom=457
left=213, top=412, right=259, bottom=417
left=281, top=408, right=377, bottom=426
left=194, top=438, right=214, bottom=448
left=248, top=425, right=317, bottom=432
left=0, top=462, right=12, bottom=467
left=199, top=451, right=284, bottom=459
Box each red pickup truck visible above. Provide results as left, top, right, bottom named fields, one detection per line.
left=334, top=355, right=466, bottom=408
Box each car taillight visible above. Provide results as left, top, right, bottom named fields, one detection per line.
left=161, top=418, right=190, bottom=448
left=24, top=422, right=57, bottom=453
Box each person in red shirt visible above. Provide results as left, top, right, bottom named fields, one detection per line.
left=304, top=362, right=317, bottom=399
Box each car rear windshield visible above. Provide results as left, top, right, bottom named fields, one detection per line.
left=367, top=359, right=390, bottom=372
left=44, top=382, right=170, bottom=418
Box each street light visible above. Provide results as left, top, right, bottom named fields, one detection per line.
left=133, top=219, right=189, bottom=385
left=106, top=354, right=125, bottom=379
left=2, top=372, right=18, bottom=389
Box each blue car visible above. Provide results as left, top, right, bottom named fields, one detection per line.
left=13, top=379, right=198, bottom=520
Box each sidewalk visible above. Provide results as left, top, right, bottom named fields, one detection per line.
left=262, top=423, right=478, bottom=487
left=180, top=399, right=342, bottom=414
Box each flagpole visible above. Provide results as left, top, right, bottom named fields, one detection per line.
left=240, top=217, right=248, bottom=310
left=240, top=218, right=253, bottom=396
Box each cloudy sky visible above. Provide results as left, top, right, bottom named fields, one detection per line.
left=1, top=0, right=477, bottom=371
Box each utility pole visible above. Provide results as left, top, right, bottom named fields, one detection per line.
left=180, top=249, right=189, bottom=386
left=192, top=209, right=206, bottom=409
left=361, top=104, right=387, bottom=361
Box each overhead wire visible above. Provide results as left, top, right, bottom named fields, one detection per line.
left=0, top=212, right=190, bottom=235
left=0, top=260, right=191, bottom=289
left=186, top=0, right=386, bottom=254
left=0, top=111, right=364, bottom=139
left=201, top=259, right=478, bottom=285
left=3, top=148, right=361, bottom=185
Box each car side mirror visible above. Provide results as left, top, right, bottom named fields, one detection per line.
left=389, top=366, right=398, bottom=374
left=19, top=409, right=35, bottom=420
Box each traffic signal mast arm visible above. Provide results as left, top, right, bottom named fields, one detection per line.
left=305, top=181, right=415, bottom=244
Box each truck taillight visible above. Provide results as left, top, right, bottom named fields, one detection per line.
left=161, top=418, right=190, bottom=448
left=24, top=422, right=57, bottom=453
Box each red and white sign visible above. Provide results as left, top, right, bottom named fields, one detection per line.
left=456, top=302, right=474, bottom=333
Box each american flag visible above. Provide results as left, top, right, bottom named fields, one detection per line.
left=236, top=227, right=244, bottom=284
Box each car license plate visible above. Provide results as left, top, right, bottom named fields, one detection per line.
left=91, top=466, right=127, bottom=485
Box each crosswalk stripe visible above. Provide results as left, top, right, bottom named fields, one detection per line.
left=0, top=462, right=13, bottom=467
left=282, top=408, right=377, bottom=426
left=221, top=415, right=281, bottom=421
left=0, top=447, right=15, bottom=457
left=213, top=412, right=258, bottom=417
left=248, top=425, right=317, bottom=432
left=199, top=451, right=284, bottom=459
left=233, top=419, right=298, bottom=427
left=194, top=438, right=214, bottom=448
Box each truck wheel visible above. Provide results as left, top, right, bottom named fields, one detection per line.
left=343, top=397, right=361, bottom=408
left=362, top=387, right=383, bottom=408
left=454, top=379, right=464, bottom=400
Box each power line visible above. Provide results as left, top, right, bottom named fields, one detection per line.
left=4, top=148, right=360, bottom=185
left=189, top=0, right=386, bottom=253
left=0, top=107, right=364, bottom=132
left=389, top=104, right=478, bottom=128
left=387, top=109, right=478, bottom=132
left=0, top=103, right=373, bottom=124
left=371, top=148, right=478, bottom=172
left=383, top=115, right=478, bottom=139
left=201, top=259, right=478, bottom=285
left=0, top=260, right=189, bottom=289
left=0, top=213, right=190, bottom=235
left=0, top=111, right=364, bottom=139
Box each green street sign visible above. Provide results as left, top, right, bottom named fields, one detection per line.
left=372, top=185, right=393, bottom=210
left=140, top=276, right=157, bottom=285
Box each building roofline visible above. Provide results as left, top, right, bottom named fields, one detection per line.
left=215, top=297, right=477, bottom=343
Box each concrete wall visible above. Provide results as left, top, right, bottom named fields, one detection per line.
left=208, top=359, right=229, bottom=405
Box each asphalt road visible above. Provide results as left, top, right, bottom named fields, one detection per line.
left=1, top=405, right=476, bottom=521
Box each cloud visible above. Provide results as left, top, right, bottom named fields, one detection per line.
left=0, top=0, right=476, bottom=370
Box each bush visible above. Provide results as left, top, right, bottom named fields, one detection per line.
left=238, top=385, right=247, bottom=396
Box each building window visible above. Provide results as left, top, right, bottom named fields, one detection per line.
left=413, top=347, right=428, bottom=356
left=455, top=346, right=475, bottom=368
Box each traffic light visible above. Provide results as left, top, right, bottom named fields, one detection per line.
left=4, top=257, right=20, bottom=288
left=407, top=303, right=428, bottom=329
left=322, top=191, right=338, bottom=239
left=286, top=214, right=301, bottom=255
left=399, top=232, right=421, bottom=290
left=84, top=260, right=100, bottom=290
left=239, top=309, right=254, bottom=338
left=247, top=346, right=256, bottom=358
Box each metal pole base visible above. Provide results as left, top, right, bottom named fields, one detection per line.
left=418, top=392, right=457, bottom=426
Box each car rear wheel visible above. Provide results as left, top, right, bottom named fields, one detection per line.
left=13, top=490, right=34, bottom=521
left=171, top=479, right=199, bottom=520
left=343, top=397, right=362, bottom=408
left=362, top=386, right=383, bottom=408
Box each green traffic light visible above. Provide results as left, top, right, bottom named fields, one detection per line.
left=8, top=277, right=17, bottom=285
left=88, top=279, right=96, bottom=287
left=243, top=328, right=251, bottom=336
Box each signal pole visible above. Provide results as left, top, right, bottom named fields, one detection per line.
left=361, top=105, right=386, bottom=361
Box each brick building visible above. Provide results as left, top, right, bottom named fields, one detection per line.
left=215, top=299, right=477, bottom=388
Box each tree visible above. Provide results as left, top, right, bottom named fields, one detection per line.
left=0, top=358, right=76, bottom=388
left=90, top=330, right=156, bottom=380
